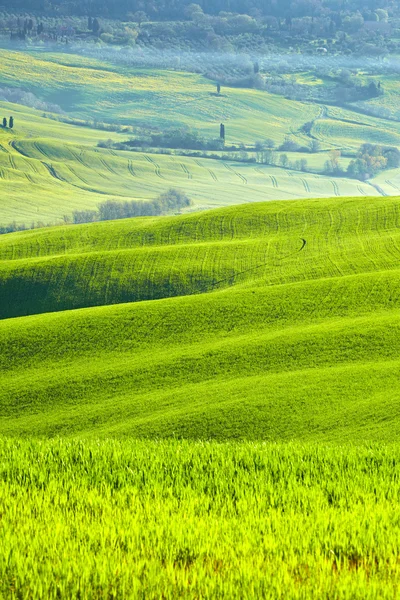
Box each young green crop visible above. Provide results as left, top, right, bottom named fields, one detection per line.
left=2, top=197, right=400, bottom=440
left=1, top=438, right=400, bottom=599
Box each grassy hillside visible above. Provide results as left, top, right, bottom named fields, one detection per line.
left=2, top=439, right=400, bottom=599
left=0, top=48, right=318, bottom=144
left=2, top=49, right=400, bottom=224
left=0, top=102, right=376, bottom=224
left=1, top=196, right=400, bottom=440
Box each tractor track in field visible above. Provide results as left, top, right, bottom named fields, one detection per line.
left=67, top=165, right=91, bottom=186
left=145, top=155, right=165, bottom=179
left=23, top=158, right=39, bottom=174
left=385, top=179, right=400, bottom=191
left=42, top=162, right=67, bottom=182
left=128, top=161, right=137, bottom=178
left=357, top=185, right=367, bottom=196
left=368, top=182, right=389, bottom=197
left=0, top=143, right=10, bottom=153
left=181, top=163, right=192, bottom=180
left=34, top=142, right=51, bottom=159
left=71, top=151, right=87, bottom=168
left=331, top=180, right=340, bottom=197
left=223, top=162, right=247, bottom=184
left=8, top=155, right=16, bottom=170
left=99, top=157, right=119, bottom=176
left=269, top=175, right=278, bottom=188
left=301, top=178, right=310, bottom=193
left=194, top=159, right=217, bottom=181
left=25, top=173, right=35, bottom=184
left=206, top=238, right=307, bottom=293
left=9, top=141, right=29, bottom=156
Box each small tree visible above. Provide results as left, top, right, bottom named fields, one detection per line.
left=220, top=123, right=225, bottom=141
left=2, top=118, right=7, bottom=128
left=279, top=154, right=289, bottom=168
left=9, top=116, right=13, bottom=129
left=92, top=18, right=100, bottom=35
left=217, top=83, right=221, bottom=95
left=132, top=11, right=147, bottom=27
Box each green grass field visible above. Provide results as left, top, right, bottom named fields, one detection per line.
left=0, top=101, right=382, bottom=225
left=3, top=46, right=400, bottom=599
left=2, top=196, right=400, bottom=440
left=1, top=49, right=400, bottom=225
left=1, top=439, right=400, bottom=599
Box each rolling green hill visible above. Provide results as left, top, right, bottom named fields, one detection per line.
left=0, top=101, right=378, bottom=224
left=3, top=49, right=400, bottom=225
left=1, top=196, right=400, bottom=440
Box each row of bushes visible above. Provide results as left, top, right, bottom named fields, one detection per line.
left=71, top=189, right=192, bottom=224
left=0, top=189, right=192, bottom=234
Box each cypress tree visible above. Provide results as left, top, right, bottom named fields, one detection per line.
left=2, top=118, right=7, bottom=128
left=9, top=116, right=13, bottom=129
left=220, top=123, right=225, bottom=141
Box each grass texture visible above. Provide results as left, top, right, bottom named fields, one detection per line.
left=0, top=101, right=375, bottom=224
left=1, top=196, right=400, bottom=440
left=1, top=439, right=400, bottom=599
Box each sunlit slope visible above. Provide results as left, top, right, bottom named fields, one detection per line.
left=0, top=49, right=318, bottom=145
left=1, top=266, right=400, bottom=439
left=0, top=107, right=375, bottom=224
left=1, top=197, right=400, bottom=439
left=1, top=197, right=400, bottom=319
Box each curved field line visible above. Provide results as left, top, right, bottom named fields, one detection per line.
left=34, top=142, right=51, bottom=159
left=300, top=178, right=310, bottom=193
left=25, top=173, right=35, bottom=184
left=269, top=175, right=278, bottom=188
left=368, top=182, right=388, bottom=197
left=9, top=141, right=28, bottom=156
left=181, top=163, right=192, bottom=180
left=193, top=158, right=217, bottom=181
left=223, top=162, right=247, bottom=184
left=23, top=158, right=39, bottom=174
left=145, top=155, right=165, bottom=179
left=128, top=161, right=137, bottom=178
left=385, top=180, right=400, bottom=191
left=331, top=180, right=340, bottom=197
left=99, top=157, right=119, bottom=176
left=357, top=185, right=367, bottom=196
left=209, top=238, right=307, bottom=292
left=67, top=165, right=91, bottom=186
left=8, top=155, right=16, bottom=170
left=42, top=162, right=67, bottom=183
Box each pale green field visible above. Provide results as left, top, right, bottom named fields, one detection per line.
left=0, top=49, right=319, bottom=145
left=0, top=102, right=379, bottom=224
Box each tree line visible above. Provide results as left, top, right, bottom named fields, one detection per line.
left=9, top=0, right=398, bottom=20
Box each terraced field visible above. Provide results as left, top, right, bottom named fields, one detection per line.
left=2, top=196, right=400, bottom=440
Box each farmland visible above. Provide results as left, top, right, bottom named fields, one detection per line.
left=0, top=100, right=378, bottom=224
left=1, top=49, right=400, bottom=225
left=2, top=439, right=400, bottom=599
left=2, top=197, right=400, bottom=440
left=3, top=38, right=400, bottom=599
